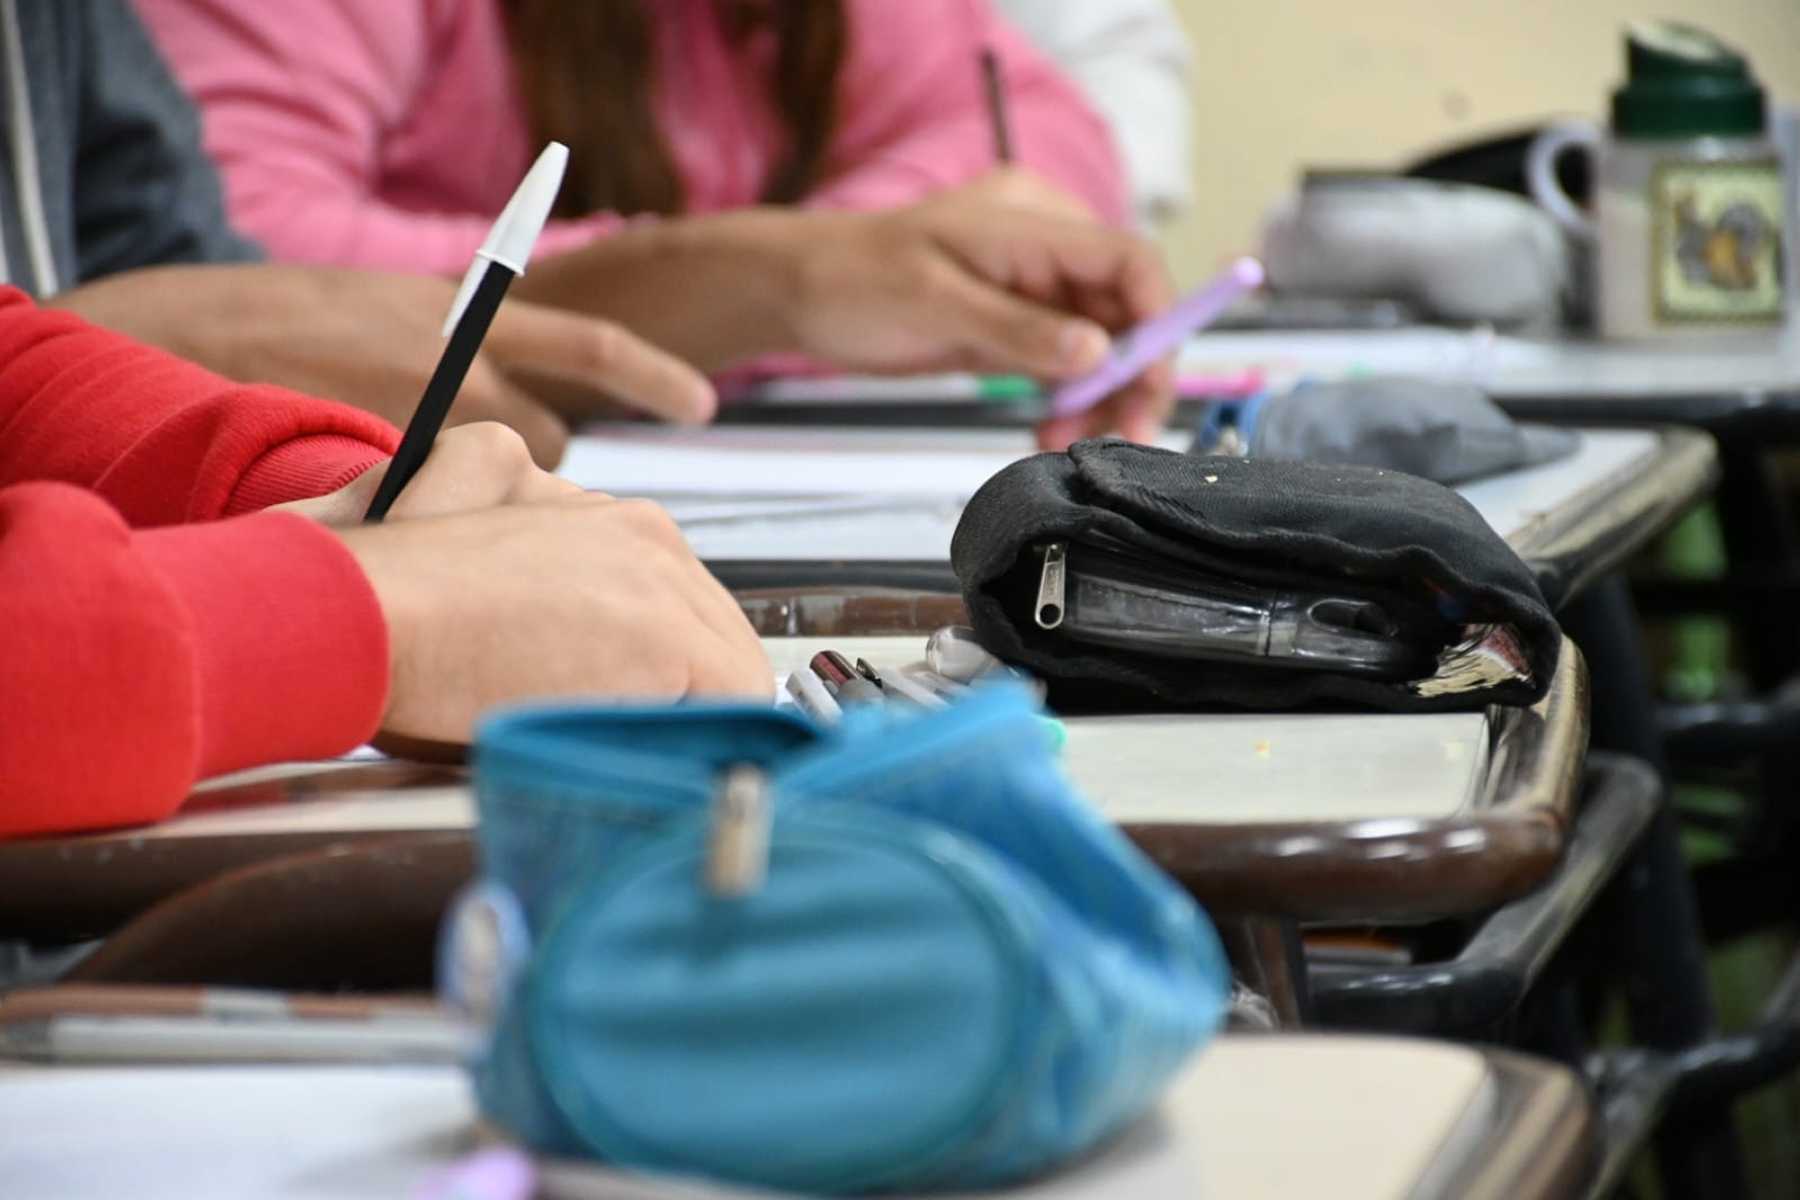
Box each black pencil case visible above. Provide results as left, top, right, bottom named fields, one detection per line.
left=949, top=440, right=1561, bottom=712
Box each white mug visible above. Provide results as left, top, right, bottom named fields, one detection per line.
left=1525, top=120, right=1605, bottom=241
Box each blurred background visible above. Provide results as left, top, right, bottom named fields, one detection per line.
left=1159, top=0, right=1800, bottom=284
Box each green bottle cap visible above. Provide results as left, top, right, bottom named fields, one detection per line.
left=1611, top=21, right=1768, bottom=140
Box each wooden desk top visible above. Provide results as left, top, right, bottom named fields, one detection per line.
left=764, top=630, right=1589, bottom=922
left=0, top=619, right=1584, bottom=942
left=0, top=1035, right=1591, bottom=1200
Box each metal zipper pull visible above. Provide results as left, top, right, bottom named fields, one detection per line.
left=1035, top=542, right=1067, bottom=630
left=706, top=765, right=771, bottom=898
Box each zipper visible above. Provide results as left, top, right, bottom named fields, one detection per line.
left=490, top=693, right=1042, bottom=866
left=778, top=685, right=1037, bottom=802
left=0, top=0, right=13, bottom=284
left=484, top=745, right=714, bottom=812
left=1039, top=537, right=1270, bottom=603
left=704, top=765, right=770, bottom=897
left=479, top=709, right=804, bottom=816
left=1034, top=542, right=1066, bottom=629
left=0, top=0, right=57, bottom=294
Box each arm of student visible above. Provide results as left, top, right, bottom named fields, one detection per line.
left=0, top=288, right=398, bottom=525
left=69, top=0, right=264, bottom=281
left=46, top=265, right=716, bottom=470
left=0, top=487, right=387, bottom=838
left=513, top=195, right=1175, bottom=446
left=129, top=0, right=615, bottom=274
left=807, top=1, right=1129, bottom=225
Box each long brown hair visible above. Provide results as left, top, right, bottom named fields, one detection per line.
left=506, top=0, right=848, bottom=219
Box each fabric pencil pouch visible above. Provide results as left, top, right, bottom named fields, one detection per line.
left=442, top=685, right=1228, bottom=1195
left=950, top=439, right=1561, bottom=712
left=1193, top=377, right=1578, bottom=486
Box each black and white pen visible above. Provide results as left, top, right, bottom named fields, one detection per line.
left=364, top=141, right=570, bottom=522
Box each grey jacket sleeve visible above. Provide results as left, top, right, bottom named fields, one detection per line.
left=70, top=0, right=261, bottom=280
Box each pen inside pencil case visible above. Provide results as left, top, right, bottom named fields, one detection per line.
left=783, top=660, right=962, bottom=725
left=1029, top=538, right=1439, bottom=681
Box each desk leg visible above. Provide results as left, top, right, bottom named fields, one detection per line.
left=1216, top=915, right=1312, bottom=1027
left=1716, top=439, right=1800, bottom=690
left=1567, top=575, right=1752, bottom=1199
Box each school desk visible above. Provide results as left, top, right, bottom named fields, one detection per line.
left=1494, top=364, right=1800, bottom=699
left=59, top=835, right=471, bottom=991
left=54, top=640, right=1612, bottom=1025
left=0, top=424, right=1715, bottom=942
left=607, top=416, right=1724, bottom=1164
left=1486, top=336, right=1800, bottom=1193
left=562, top=424, right=1717, bottom=612
left=1177, top=325, right=1800, bottom=395
left=8, top=614, right=1584, bottom=947
left=1181, top=327, right=1798, bottom=677
left=42, top=633, right=1590, bottom=1007
left=43, top=643, right=1614, bottom=1024
left=0, top=1035, right=1593, bottom=1200
left=760, top=633, right=1649, bottom=1033
left=0, top=762, right=468, bottom=942
left=759, top=633, right=1589, bottom=927
left=755, top=645, right=1754, bottom=1200
left=1413, top=334, right=1800, bottom=1192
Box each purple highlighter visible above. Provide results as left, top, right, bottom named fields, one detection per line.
left=1048, top=256, right=1265, bottom=418
left=414, top=1147, right=536, bottom=1200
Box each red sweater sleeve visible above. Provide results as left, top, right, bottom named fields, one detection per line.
left=0, top=289, right=398, bottom=520
left=0, top=288, right=401, bottom=838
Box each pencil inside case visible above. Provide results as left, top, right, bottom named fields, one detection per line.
left=950, top=439, right=1561, bottom=713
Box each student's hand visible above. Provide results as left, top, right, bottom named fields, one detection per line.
left=963, top=166, right=1097, bottom=222
left=271, top=422, right=583, bottom=525
left=514, top=195, right=1176, bottom=447
left=337, top=496, right=773, bottom=741
left=785, top=192, right=1177, bottom=450
left=49, top=264, right=716, bottom=469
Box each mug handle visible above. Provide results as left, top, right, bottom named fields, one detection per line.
left=1526, top=120, right=1602, bottom=240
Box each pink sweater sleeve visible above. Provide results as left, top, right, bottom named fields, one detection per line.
left=809, top=0, right=1130, bottom=224
left=132, top=0, right=613, bottom=274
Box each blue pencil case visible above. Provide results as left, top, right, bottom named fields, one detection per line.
left=441, top=685, right=1228, bottom=1195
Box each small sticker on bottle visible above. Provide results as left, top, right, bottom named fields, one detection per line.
left=1652, top=159, right=1787, bottom=325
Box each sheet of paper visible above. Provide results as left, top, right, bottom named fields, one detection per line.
left=684, top=503, right=965, bottom=561
left=558, top=426, right=1063, bottom=499
left=575, top=425, right=1652, bottom=562
left=560, top=425, right=1188, bottom=560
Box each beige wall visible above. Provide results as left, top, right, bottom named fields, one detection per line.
left=1157, top=0, right=1800, bottom=284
